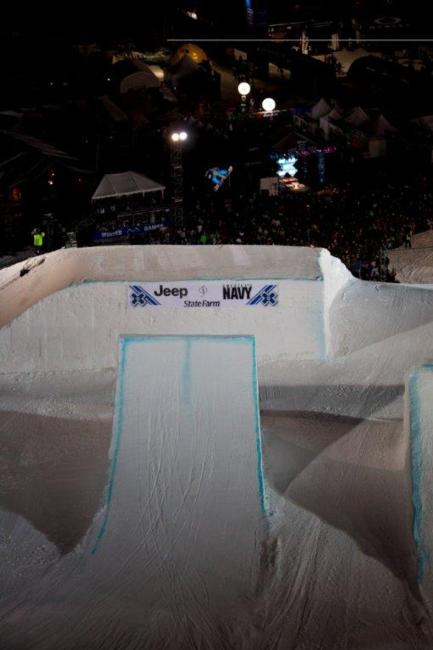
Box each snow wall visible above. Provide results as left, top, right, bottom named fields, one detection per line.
left=0, top=246, right=353, bottom=374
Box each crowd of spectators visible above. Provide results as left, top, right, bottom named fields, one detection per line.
left=88, top=179, right=433, bottom=282
left=142, top=181, right=432, bottom=280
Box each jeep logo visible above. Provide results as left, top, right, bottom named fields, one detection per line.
left=154, top=285, right=188, bottom=298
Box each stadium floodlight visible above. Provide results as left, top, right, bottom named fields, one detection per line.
left=237, top=81, right=251, bottom=97
left=169, top=128, right=188, bottom=228
left=171, top=130, right=188, bottom=143
left=262, top=97, right=276, bottom=113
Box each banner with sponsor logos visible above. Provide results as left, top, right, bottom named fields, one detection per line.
left=94, top=223, right=164, bottom=242
left=129, top=281, right=279, bottom=308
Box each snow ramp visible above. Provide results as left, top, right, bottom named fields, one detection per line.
left=86, top=334, right=267, bottom=645
left=92, top=334, right=266, bottom=550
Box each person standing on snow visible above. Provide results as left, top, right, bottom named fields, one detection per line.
left=32, top=228, right=45, bottom=255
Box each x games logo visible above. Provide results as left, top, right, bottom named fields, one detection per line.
left=247, top=285, right=278, bottom=307
left=130, top=285, right=161, bottom=307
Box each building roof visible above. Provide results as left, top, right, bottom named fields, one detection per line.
left=92, top=171, right=165, bottom=201
left=3, top=130, right=77, bottom=160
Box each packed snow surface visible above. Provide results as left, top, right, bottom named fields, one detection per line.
left=1, top=245, right=433, bottom=649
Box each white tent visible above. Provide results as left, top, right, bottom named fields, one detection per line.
left=373, top=114, right=397, bottom=136
left=320, top=108, right=343, bottom=139
left=345, top=106, right=369, bottom=127
left=325, top=107, right=342, bottom=121
left=310, top=98, right=332, bottom=120
left=147, top=64, right=165, bottom=82
left=120, top=70, right=160, bottom=93
left=92, top=172, right=165, bottom=201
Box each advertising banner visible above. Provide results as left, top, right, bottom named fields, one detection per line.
left=94, top=223, right=164, bottom=242
left=129, top=281, right=279, bottom=308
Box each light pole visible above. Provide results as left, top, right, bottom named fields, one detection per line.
left=169, top=129, right=188, bottom=230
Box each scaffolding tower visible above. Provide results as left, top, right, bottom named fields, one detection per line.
left=170, top=143, right=184, bottom=230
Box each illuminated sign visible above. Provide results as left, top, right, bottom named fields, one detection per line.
left=276, top=155, right=298, bottom=178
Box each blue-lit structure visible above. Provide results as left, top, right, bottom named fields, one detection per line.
left=276, top=155, right=298, bottom=178
left=245, top=0, right=267, bottom=28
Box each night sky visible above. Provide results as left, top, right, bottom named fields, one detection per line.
left=4, top=1, right=433, bottom=45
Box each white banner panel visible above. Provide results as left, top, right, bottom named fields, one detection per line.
left=128, top=281, right=279, bottom=308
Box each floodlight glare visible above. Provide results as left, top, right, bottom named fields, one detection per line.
left=171, top=132, right=180, bottom=142
left=179, top=131, right=188, bottom=141
left=237, top=81, right=251, bottom=96
left=262, top=97, right=276, bottom=112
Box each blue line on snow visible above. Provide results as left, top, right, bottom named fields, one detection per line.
left=252, top=337, right=268, bottom=514
left=409, top=371, right=429, bottom=581
left=121, top=334, right=254, bottom=345
left=91, top=336, right=128, bottom=554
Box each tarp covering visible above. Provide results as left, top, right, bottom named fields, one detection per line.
left=92, top=172, right=165, bottom=201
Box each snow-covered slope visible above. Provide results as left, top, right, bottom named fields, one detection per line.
left=389, top=230, right=433, bottom=284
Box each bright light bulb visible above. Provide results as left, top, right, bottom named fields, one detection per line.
left=237, top=81, right=251, bottom=96
left=171, top=133, right=180, bottom=142
left=179, top=131, right=188, bottom=141
left=262, top=97, right=276, bottom=112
